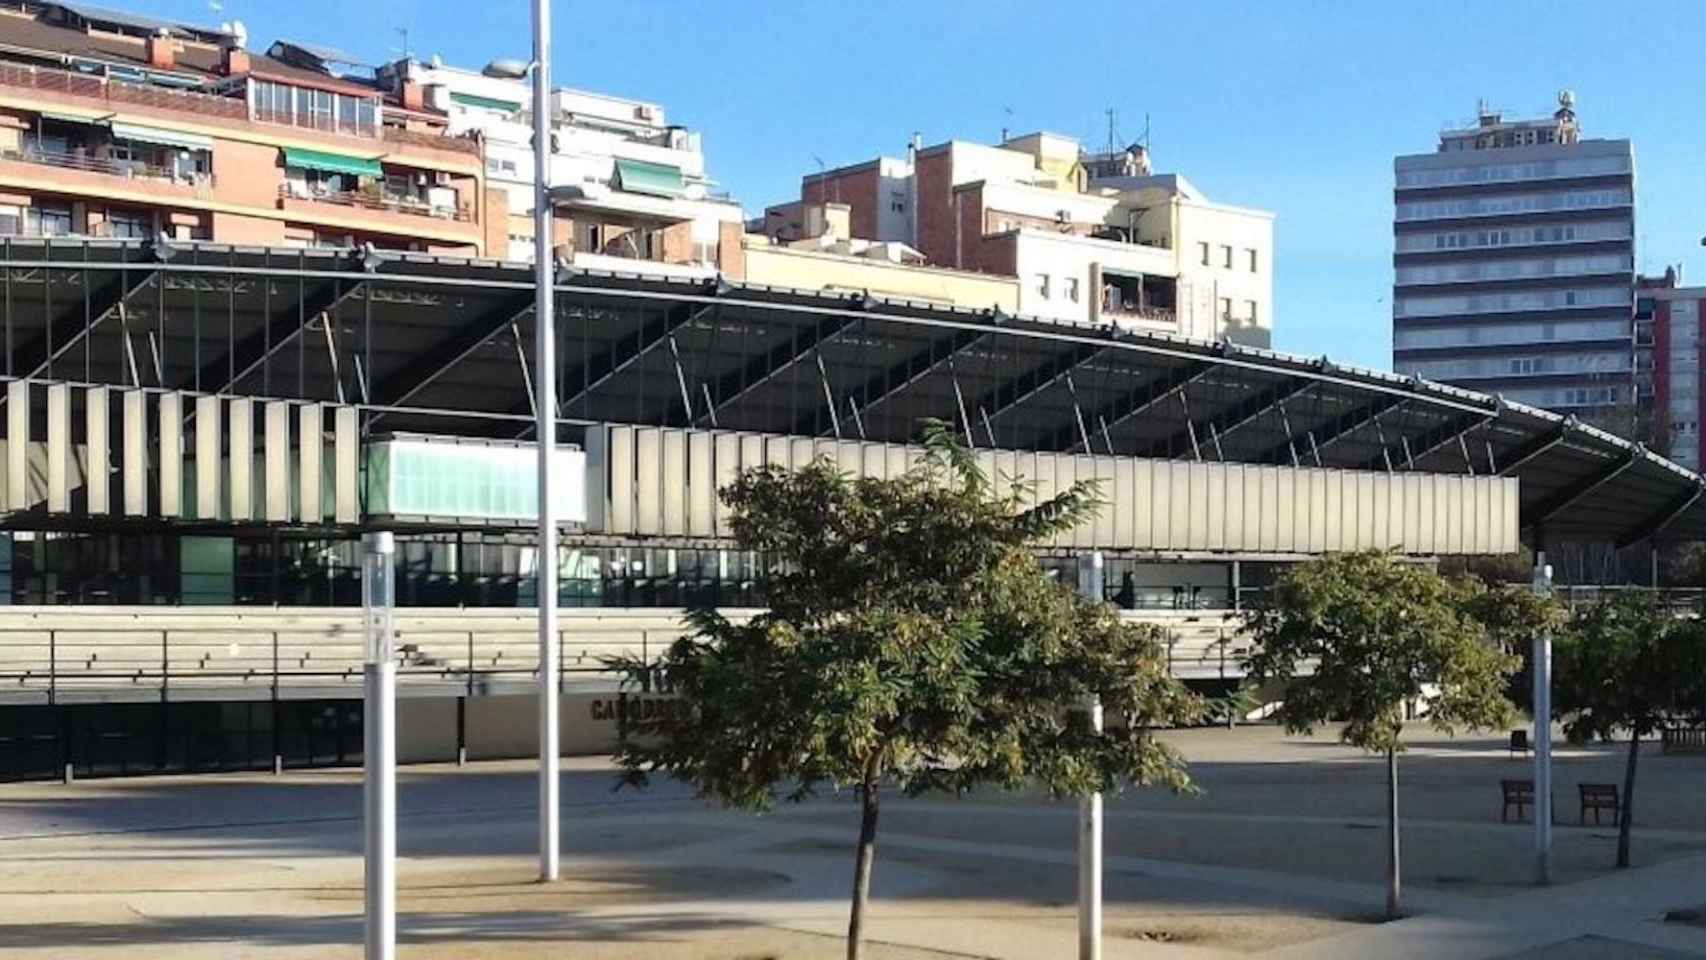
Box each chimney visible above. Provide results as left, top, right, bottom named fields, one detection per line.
left=222, top=45, right=250, bottom=76
left=146, top=32, right=176, bottom=71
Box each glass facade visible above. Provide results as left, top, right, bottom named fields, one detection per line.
left=1394, top=154, right=1631, bottom=188
left=1395, top=187, right=1631, bottom=222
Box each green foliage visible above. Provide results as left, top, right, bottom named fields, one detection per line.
left=608, top=419, right=1203, bottom=809
left=1553, top=592, right=1706, bottom=743
left=1240, top=551, right=1521, bottom=754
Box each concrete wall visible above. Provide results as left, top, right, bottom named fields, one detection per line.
left=739, top=239, right=1019, bottom=312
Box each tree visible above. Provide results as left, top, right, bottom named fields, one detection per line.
left=607, top=423, right=1203, bottom=960
left=1461, top=580, right=1567, bottom=709
left=1240, top=551, right=1519, bottom=919
left=1552, top=593, right=1706, bottom=868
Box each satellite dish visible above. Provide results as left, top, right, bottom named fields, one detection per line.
left=1558, top=89, right=1575, bottom=110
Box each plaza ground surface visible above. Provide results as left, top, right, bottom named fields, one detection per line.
left=3, top=725, right=1706, bottom=958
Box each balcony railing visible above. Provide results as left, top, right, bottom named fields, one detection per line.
left=1, top=146, right=215, bottom=190
left=1102, top=303, right=1177, bottom=324
left=0, top=62, right=247, bottom=121
left=279, top=184, right=471, bottom=223
left=382, top=125, right=481, bottom=157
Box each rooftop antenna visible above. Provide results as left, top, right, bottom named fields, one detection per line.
left=1001, top=105, right=1013, bottom=144
left=395, top=27, right=410, bottom=61
left=1104, top=107, right=1119, bottom=154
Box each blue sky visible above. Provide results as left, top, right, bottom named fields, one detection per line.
left=150, top=0, right=1702, bottom=371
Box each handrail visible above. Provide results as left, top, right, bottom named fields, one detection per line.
left=0, top=62, right=246, bottom=120
left=1, top=146, right=215, bottom=189
left=278, top=184, right=472, bottom=222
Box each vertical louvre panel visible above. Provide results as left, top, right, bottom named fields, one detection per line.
left=634, top=427, right=662, bottom=536
left=1032, top=453, right=1059, bottom=546
left=1274, top=468, right=1297, bottom=552
left=1223, top=464, right=1246, bottom=552
left=1435, top=475, right=1455, bottom=555
left=1113, top=457, right=1135, bottom=549
left=792, top=437, right=816, bottom=468
left=6, top=380, right=27, bottom=511
left=298, top=403, right=322, bottom=523
left=1175, top=463, right=1197, bottom=550
left=1185, top=462, right=1210, bottom=550
left=264, top=401, right=289, bottom=522
left=46, top=382, right=68, bottom=512
left=1416, top=474, right=1437, bottom=554
left=862, top=441, right=887, bottom=481
left=608, top=425, right=635, bottom=535
left=85, top=385, right=108, bottom=515
left=122, top=388, right=145, bottom=516
left=765, top=435, right=790, bottom=470
left=885, top=444, right=907, bottom=479
left=194, top=395, right=221, bottom=521
left=1137, top=460, right=1161, bottom=549
left=661, top=429, right=687, bottom=536
left=228, top=398, right=253, bottom=521
left=1203, top=460, right=1226, bottom=552
left=839, top=441, right=864, bottom=479
left=687, top=430, right=714, bottom=537
left=158, top=392, right=181, bottom=518
left=714, top=432, right=743, bottom=536
left=334, top=406, right=357, bottom=524
left=1370, top=472, right=1390, bottom=550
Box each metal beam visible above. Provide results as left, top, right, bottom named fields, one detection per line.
left=1615, top=482, right=1706, bottom=549
left=795, top=326, right=989, bottom=436
left=1360, top=409, right=1493, bottom=472
left=1256, top=393, right=1402, bottom=466
left=1497, top=421, right=1573, bottom=477
left=704, top=313, right=857, bottom=427
left=187, top=279, right=363, bottom=394
left=1150, top=375, right=1314, bottom=461
left=555, top=298, right=715, bottom=419
left=1524, top=446, right=1642, bottom=530
left=13, top=267, right=158, bottom=380
left=970, top=341, right=1106, bottom=428
left=372, top=293, right=534, bottom=408
left=1053, top=359, right=1217, bottom=453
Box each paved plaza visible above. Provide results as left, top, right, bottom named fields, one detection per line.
left=3, top=725, right=1706, bottom=958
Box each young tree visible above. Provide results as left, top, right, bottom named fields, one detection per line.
left=1241, top=551, right=1519, bottom=919
left=608, top=423, right=1202, bottom=960
left=1461, top=580, right=1567, bottom=709
left=1552, top=593, right=1706, bottom=868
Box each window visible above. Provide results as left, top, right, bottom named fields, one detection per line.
left=1247, top=248, right=1258, bottom=272
left=1245, top=300, right=1258, bottom=324
left=1035, top=273, right=1050, bottom=299
left=1197, top=242, right=1209, bottom=266
left=1220, top=244, right=1232, bottom=268
left=31, top=205, right=71, bottom=237
left=106, top=208, right=150, bottom=239
left=1066, top=277, right=1080, bottom=303
left=1218, top=296, right=1232, bottom=318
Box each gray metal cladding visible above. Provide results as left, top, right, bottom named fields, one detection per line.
left=588, top=424, right=1519, bottom=556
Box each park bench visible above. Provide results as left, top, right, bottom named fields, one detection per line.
left=1579, top=783, right=1620, bottom=825
left=1501, top=779, right=1534, bottom=822
left=1509, top=730, right=1529, bottom=757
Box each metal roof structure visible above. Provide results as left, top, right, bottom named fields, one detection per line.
left=0, top=238, right=1697, bottom=548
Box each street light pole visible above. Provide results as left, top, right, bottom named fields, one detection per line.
left=530, top=0, right=561, bottom=885
left=362, top=531, right=397, bottom=960
left=1531, top=547, right=1553, bottom=885
left=1076, top=551, right=1104, bottom=960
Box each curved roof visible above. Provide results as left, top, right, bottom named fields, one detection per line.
left=0, top=239, right=1696, bottom=547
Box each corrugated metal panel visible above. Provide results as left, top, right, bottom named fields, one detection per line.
left=838, top=441, right=864, bottom=480
left=1275, top=467, right=1298, bottom=552
left=194, top=395, right=221, bottom=521
left=885, top=444, right=908, bottom=480
left=1137, top=460, right=1160, bottom=549
left=791, top=437, right=815, bottom=469
left=7, top=380, right=27, bottom=511
left=333, top=406, right=357, bottom=524
left=1033, top=452, right=1059, bottom=547
left=715, top=433, right=744, bottom=536
left=1223, top=464, right=1245, bottom=553
left=298, top=404, right=321, bottom=523
left=1113, top=457, right=1135, bottom=549
left=765, top=435, right=790, bottom=471
left=661, top=429, right=686, bottom=536
left=687, top=430, right=714, bottom=537
left=158, top=392, right=181, bottom=518
left=634, top=427, right=662, bottom=535
left=1436, top=475, right=1455, bottom=556
left=46, top=382, right=68, bottom=513
left=1185, top=462, right=1210, bottom=549
left=85, top=386, right=108, bottom=515
left=122, top=388, right=144, bottom=516
left=227, top=398, right=252, bottom=521
left=1370, top=471, right=1390, bottom=549
left=608, top=426, right=634, bottom=535
left=862, top=441, right=887, bottom=481
left=264, top=401, right=289, bottom=522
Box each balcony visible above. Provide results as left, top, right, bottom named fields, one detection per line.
left=0, top=62, right=247, bottom=122
left=277, top=184, right=470, bottom=222
left=1102, top=303, right=1177, bottom=325
left=1, top=146, right=214, bottom=190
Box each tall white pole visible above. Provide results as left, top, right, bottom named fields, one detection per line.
left=1077, top=551, right=1104, bottom=960
left=362, top=531, right=397, bottom=960
left=531, top=0, right=560, bottom=885
left=1531, top=549, right=1553, bottom=885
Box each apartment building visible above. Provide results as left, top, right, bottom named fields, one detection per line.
left=767, top=132, right=1274, bottom=346
left=1638, top=269, right=1705, bottom=469
left=1392, top=93, right=1637, bottom=416
left=381, top=58, right=745, bottom=274
left=0, top=3, right=498, bottom=254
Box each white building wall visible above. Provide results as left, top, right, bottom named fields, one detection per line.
left=1173, top=201, right=1275, bottom=346
left=1012, top=230, right=1176, bottom=327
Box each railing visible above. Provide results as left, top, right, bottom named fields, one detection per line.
left=278, top=184, right=472, bottom=223
left=0, top=146, right=214, bottom=190
left=1102, top=304, right=1177, bottom=325
left=383, top=125, right=481, bottom=156
left=0, top=62, right=247, bottom=121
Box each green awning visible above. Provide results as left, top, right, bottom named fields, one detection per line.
left=613, top=158, right=685, bottom=198
left=450, top=91, right=521, bottom=113
left=282, top=147, right=383, bottom=179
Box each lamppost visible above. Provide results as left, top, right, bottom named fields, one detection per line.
left=361, top=531, right=397, bottom=960
left=485, top=0, right=559, bottom=884
left=1075, top=551, right=1104, bottom=960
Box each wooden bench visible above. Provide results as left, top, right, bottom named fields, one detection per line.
left=1501, top=779, right=1534, bottom=822
left=1509, top=730, right=1529, bottom=757
left=1579, top=783, right=1620, bottom=825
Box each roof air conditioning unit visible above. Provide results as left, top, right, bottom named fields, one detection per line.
left=634, top=105, right=654, bottom=121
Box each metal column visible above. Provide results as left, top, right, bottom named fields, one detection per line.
left=1531, top=547, right=1553, bottom=885
left=1076, top=551, right=1104, bottom=960
left=362, top=531, right=397, bottom=960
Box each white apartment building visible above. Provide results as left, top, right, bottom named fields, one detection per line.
left=379, top=58, right=745, bottom=273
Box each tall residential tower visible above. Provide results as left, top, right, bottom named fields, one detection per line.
left=1392, top=94, right=1636, bottom=416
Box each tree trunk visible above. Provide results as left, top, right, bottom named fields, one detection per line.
left=847, top=775, right=881, bottom=960
left=1617, top=731, right=1639, bottom=869
left=1386, top=748, right=1401, bottom=920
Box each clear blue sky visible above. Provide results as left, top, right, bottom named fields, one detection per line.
left=150, top=0, right=1703, bottom=371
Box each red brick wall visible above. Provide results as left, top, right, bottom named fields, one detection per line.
left=802, top=167, right=877, bottom=240
left=913, top=148, right=956, bottom=267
